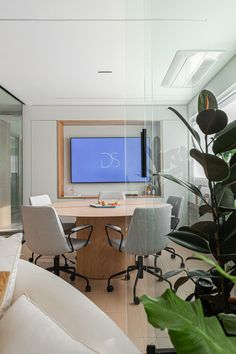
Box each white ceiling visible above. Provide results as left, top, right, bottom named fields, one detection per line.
left=0, top=0, right=236, bottom=105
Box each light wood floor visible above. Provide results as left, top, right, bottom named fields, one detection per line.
left=21, top=242, right=204, bottom=353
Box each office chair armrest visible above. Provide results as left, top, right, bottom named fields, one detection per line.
left=70, top=225, right=92, bottom=233
left=105, top=224, right=124, bottom=252
left=105, top=224, right=122, bottom=232
left=171, top=216, right=180, bottom=231
left=68, top=224, right=93, bottom=251
left=0, top=229, right=23, bottom=236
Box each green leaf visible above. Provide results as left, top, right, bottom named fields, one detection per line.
left=222, top=163, right=236, bottom=185
left=229, top=337, right=236, bottom=347
left=196, top=109, right=228, bottom=135
left=198, top=90, right=218, bottom=112
left=221, top=211, right=236, bottom=241
left=168, top=107, right=201, bottom=145
left=163, top=269, right=185, bottom=279
left=229, top=153, right=236, bottom=167
left=199, top=204, right=213, bottom=216
left=191, top=221, right=219, bottom=238
left=167, top=231, right=210, bottom=253
left=215, top=184, right=235, bottom=208
left=179, top=225, right=209, bottom=241
left=231, top=182, right=236, bottom=199
left=219, top=206, right=236, bottom=213
left=223, top=237, right=236, bottom=255
left=185, top=256, right=207, bottom=262
left=160, top=173, right=204, bottom=200
left=222, top=211, right=236, bottom=253
left=187, top=269, right=213, bottom=278
left=191, top=136, right=198, bottom=149
left=174, top=276, right=190, bottom=291
left=222, top=163, right=236, bottom=198
left=218, top=254, right=236, bottom=263
left=195, top=254, right=236, bottom=284
left=219, top=313, right=236, bottom=335
left=213, top=120, right=236, bottom=154
left=190, top=149, right=230, bottom=181
left=140, top=289, right=235, bottom=354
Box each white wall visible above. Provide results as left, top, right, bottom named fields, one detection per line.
left=23, top=104, right=189, bottom=224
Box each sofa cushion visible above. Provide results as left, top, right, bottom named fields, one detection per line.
left=0, top=234, right=22, bottom=319
left=0, top=294, right=99, bottom=354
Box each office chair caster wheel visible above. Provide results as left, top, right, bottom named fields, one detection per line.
left=85, top=285, right=91, bottom=292
left=181, top=262, right=185, bottom=268
left=171, top=254, right=176, bottom=259
left=134, top=297, right=140, bottom=305
left=125, top=274, right=130, bottom=280
left=70, top=274, right=76, bottom=281
left=107, top=285, right=114, bottom=292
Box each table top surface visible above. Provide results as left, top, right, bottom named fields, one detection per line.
left=53, top=199, right=168, bottom=218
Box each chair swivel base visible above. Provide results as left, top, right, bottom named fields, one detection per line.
left=107, top=256, right=172, bottom=305
left=47, top=255, right=91, bottom=292
left=154, top=248, right=185, bottom=269
left=165, top=247, right=185, bottom=268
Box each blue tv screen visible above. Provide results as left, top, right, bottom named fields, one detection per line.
left=70, top=137, right=150, bottom=183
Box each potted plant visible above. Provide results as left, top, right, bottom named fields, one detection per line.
left=140, top=89, right=236, bottom=353
left=141, top=257, right=236, bottom=354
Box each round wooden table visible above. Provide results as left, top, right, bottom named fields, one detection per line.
left=53, top=199, right=166, bottom=279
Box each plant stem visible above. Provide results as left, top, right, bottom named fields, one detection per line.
left=207, top=137, right=215, bottom=147
left=205, top=136, right=217, bottom=220
left=204, top=137, right=227, bottom=310
left=204, top=135, right=221, bottom=258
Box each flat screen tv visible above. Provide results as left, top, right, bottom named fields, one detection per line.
left=70, top=137, right=150, bottom=183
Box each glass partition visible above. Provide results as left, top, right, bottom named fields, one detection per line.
left=122, top=1, right=191, bottom=352
left=0, top=88, right=23, bottom=230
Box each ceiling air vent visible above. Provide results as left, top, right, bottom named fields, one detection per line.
left=161, top=50, right=224, bottom=88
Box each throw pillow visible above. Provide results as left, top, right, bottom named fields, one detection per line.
left=0, top=233, right=22, bottom=318
left=0, top=294, right=99, bottom=354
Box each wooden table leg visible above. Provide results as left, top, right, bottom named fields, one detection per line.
left=76, top=216, right=133, bottom=279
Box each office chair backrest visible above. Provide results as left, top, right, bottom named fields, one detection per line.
left=21, top=206, right=71, bottom=256
left=126, top=205, right=172, bottom=255
left=29, top=194, right=51, bottom=206
left=99, top=191, right=125, bottom=200
left=167, top=196, right=184, bottom=218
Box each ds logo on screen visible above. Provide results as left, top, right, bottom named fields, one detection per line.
left=100, top=152, right=120, bottom=169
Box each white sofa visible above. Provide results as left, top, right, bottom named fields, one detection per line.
left=13, top=259, right=141, bottom=354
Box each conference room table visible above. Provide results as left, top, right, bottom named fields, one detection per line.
left=53, top=198, right=166, bottom=279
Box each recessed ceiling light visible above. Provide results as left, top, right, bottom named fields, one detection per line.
left=97, top=70, right=112, bottom=74
left=161, top=50, right=224, bottom=88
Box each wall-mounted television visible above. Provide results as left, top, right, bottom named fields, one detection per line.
left=70, top=137, right=150, bottom=183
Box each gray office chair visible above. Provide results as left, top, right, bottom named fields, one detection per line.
left=105, top=205, right=172, bottom=304
left=21, top=205, right=93, bottom=292
left=29, top=194, right=77, bottom=264
left=29, top=194, right=76, bottom=234
left=98, top=191, right=125, bottom=201
left=29, top=194, right=51, bottom=206
left=164, top=196, right=185, bottom=267
left=167, top=196, right=184, bottom=231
